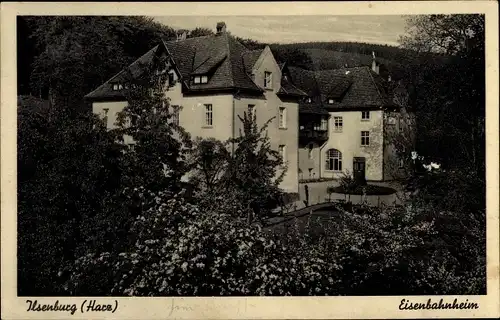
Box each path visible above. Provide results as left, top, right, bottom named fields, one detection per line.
left=283, top=180, right=404, bottom=212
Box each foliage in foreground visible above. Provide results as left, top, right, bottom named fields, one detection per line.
left=63, top=188, right=342, bottom=296
left=64, top=169, right=486, bottom=296
left=189, top=113, right=287, bottom=222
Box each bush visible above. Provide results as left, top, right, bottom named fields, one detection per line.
left=64, top=176, right=485, bottom=296
left=266, top=199, right=485, bottom=295
left=63, top=188, right=343, bottom=296
left=327, top=184, right=396, bottom=196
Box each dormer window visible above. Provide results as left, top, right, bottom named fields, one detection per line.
left=264, top=71, right=272, bottom=89
left=193, top=75, right=208, bottom=84
left=168, top=72, right=175, bottom=86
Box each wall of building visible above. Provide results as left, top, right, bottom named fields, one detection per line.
left=164, top=71, right=234, bottom=142
left=92, top=100, right=135, bottom=144
left=298, top=142, right=323, bottom=180
left=233, top=46, right=299, bottom=193
left=320, top=109, right=384, bottom=181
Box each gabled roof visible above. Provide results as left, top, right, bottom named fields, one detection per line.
left=288, top=66, right=394, bottom=112
left=321, top=67, right=392, bottom=109
left=277, top=77, right=308, bottom=97
left=85, top=45, right=161, bottom=100
left=86, top=33, right=264, bottom=100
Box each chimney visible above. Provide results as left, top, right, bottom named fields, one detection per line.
left=216, top=22, right=227, bottom=34
left=371, top=51, right=379, bottom=74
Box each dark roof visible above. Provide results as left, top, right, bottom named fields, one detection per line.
left=86, top=34, right=265, bottom=100
left=288, top=67, right=320, bottom=97
left=277, top=77, right=308, bottom=97
left=298, top=103, right=329, bottom=115
left=85, top=45, right=160, bottom=100
left=289, top=66, right=393, bottom=112
left=242, top=49, right=263, bottom=73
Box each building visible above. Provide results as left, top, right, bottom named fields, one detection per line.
left=86, top=22, right=409, bottom=191
left=85, top=22, right=305, bottom=194
left=288, top=59, right=408, bottom=182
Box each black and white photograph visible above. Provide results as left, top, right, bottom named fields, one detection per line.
left=2, top=1, right=499, bottom=319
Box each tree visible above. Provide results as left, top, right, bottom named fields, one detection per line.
left=399, top=15, right=485, bottom=175
left=114, top=54, right=192, bottom=194
left=189, top=27, right=214, bottom=38
left=23, top=16, right=176, bottom=113
left=28, top=17, right=129, bottom=113
left=270, top=46, right=313, bottom=69
left=188, top=137, right=230, bottom=194
left=223, top=113, right=287, bottom=223
left=399, top=15, right=485, bottom=55
left=17, top=97, right=123, bottom=295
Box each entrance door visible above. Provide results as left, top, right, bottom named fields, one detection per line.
left=353, top=157, right=366, bottom=185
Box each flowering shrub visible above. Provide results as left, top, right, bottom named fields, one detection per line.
left=64, top=188, right=343, bottom=296
left=64, top=163, right=485, bottom=296
left=266, top=199, right=485, bottom=295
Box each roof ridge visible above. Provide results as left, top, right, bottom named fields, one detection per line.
left=365, top=66, right=384, bottom=102
left=163, top=34, right=213, bottom=44
left=286, top=80, right=308, bottom=96
left=224, top=33, right=235, bottom=88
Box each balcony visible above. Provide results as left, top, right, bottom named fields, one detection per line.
left=299, top=128, right=328, bottom=142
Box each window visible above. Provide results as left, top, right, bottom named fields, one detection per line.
left=248, top=104, right=255, bottom=119
left=361, top=131, right=370, bottom=146
left=361, top=111, right=370, bottom=120
left=328, top=99, right=334, bottom=104
left=320, top=117, right=328, bottom=130
left=204, top=104, right=213, bottom=127
left=333, top=116, right=343, bottom=132
left=305, top=97, right=312, bottom=103
left=326, top=149, right=342, bottom=171
left=279, top=107, right=286, bottom=128
left=171, top=105, right=180, bottom=126
left=102, top=108, right=109, bottom=126
left=193, top=76, right=207, bottom=84
left=308, top=168, right=313, bottom=177
left=264, top=71, right=273, bottom=89
left=387, top=116, right=396, bottom=125
left=168, top=73, right=175, bottom=86
left=112, top=84, right=119, bottom=91
left=308, top=144, right=313, bottom=159
left=278, top=145, right=286, bottom=162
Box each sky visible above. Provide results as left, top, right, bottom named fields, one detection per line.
left=153, top=16, right=408, bottom=46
